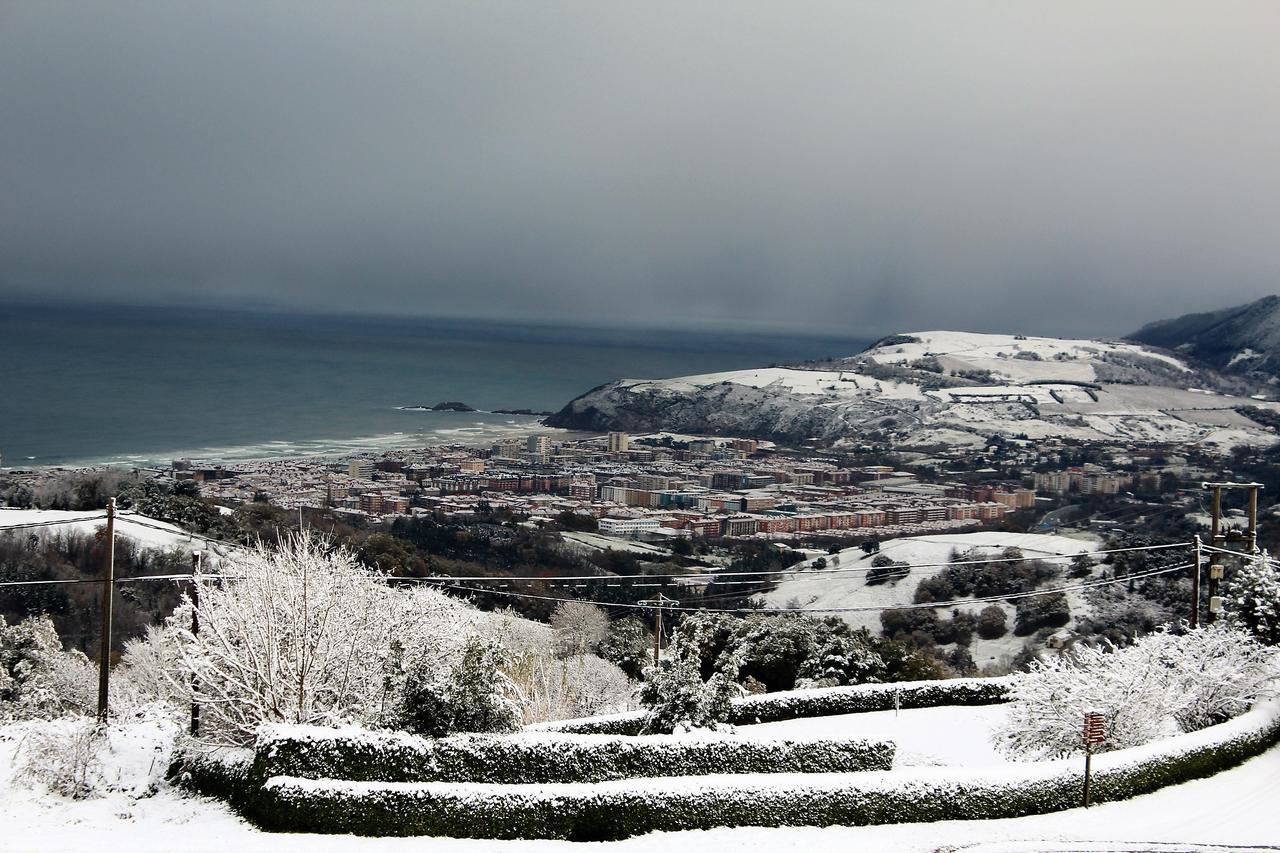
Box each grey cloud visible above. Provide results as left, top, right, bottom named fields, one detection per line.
left=3, top=1, right=1279, bottom=338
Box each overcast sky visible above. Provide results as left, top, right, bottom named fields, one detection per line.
left=2, top=2, right=1278, bottom=338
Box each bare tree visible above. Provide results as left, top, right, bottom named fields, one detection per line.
left=550, top=601, right=608, bottom=658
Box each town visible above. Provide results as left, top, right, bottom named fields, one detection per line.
left=120, top=426, right=1228, bottom=551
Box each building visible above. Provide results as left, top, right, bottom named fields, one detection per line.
left=347, top=460, right=375, bottom=479
left=607, top=431, right=630, bottom=453
left=598, top=516, right=661, bottom=536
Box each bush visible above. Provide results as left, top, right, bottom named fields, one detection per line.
left=536, top=675, right=1016, bottom=733
left=597, top=618, right=651, bottom=680
left=388, top=637, right=520, bottom=737
left=638, top=652, right=738, bottom=734
left=976, top=605, right=1008, bottom=640
left=1013, top=593, right=1069, bottom=636
left=995, top=625, right=1275, bottom=759
left=245, top=725, right=894, bottom=785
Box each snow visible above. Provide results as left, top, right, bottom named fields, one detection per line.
left=760, top=531, right=1100, bottom=636
left=868, top=331, right=1193, bottom=377
left=742, top=703, right=1012, bottom=767
left=0, top=508, right=239, bottom=559
left=4, top=702, right=1280, bottom=851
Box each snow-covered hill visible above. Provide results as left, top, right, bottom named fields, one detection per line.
left=546, top=330, right=1280, bottom=449
left=757, top=531, right=1100, bottom=669
left=0, top=508, right=241, bottom=562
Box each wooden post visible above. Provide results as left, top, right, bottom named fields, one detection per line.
left=1083, top=745, right=1093, bottom=808
left=1248, top=485, right=1260, bottom=553
left=1190, top=536, right=1202, bottom=629
left=190, top=550, right=202, bottom=737
left=639, top=592, right=679, bottom=667
left=96, top=498, right=116, bottom=723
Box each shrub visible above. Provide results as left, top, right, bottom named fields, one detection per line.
left=550, top=602, right=608, bottom=658
left=388, top=637, right=521, bottom=737
left=995, top=625, right=1275, bottom=760
left=597, top=618, right=652, bottom=680
left=976, top=605, right=1008, bottom=640
left=638, top=652, right=738, bottom=734
left=245, top=725, right=894, bottom=785
left=1013, top=593, right=1069, bottom=636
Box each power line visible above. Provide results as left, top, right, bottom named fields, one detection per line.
left=416, top=563, right=1191, bottom=615
left=0, top=513, right=109, bottom=532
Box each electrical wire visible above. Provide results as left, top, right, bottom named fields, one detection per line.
left=416, top=563, right=1192, bottom=615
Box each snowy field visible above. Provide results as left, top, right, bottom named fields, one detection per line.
left=744, top=703, right=1012, bottom=767
left=4, top=702, right=1279, bottom=852
left=0, top=508, right=240, bottom=561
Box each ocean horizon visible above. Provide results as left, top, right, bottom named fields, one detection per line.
left=0, top=300, right=869, bottom=469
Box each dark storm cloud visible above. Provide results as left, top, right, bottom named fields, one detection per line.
left=3, top=1, right=1279, bottom=338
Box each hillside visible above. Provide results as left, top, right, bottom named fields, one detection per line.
left=546, top=330, right=1280, bottom=449
left=1128, top=294, right=1280, bottom=378
left=757, top=530, right=1100, bottom=670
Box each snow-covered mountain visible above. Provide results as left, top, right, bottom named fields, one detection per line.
left=546, top=330, right=1280, bottom=449
left=1128, top=295, right=1280, bottom=379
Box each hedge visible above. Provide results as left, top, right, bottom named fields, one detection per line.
left=170, top=747, right=255, bottom=808
left=251, top=725, right=894, bottom=784
left=531, top=675, right=1016, bottom=735
left=246, top=698, right=1280, bottom=840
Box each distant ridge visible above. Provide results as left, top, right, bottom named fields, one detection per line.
left=1128, top=295, right=1280, bottom=377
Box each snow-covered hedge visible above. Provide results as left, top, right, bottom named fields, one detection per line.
left=169, top=747, right=254, bottom=806
left=249, top=724, right=894, bottom=784
left=247, top=698, right=1280, bottom=840
left=532, top=676, right=1016, bottom=735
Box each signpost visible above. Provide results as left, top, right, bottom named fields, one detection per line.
left=1082, top=710, right=1106, bottom=808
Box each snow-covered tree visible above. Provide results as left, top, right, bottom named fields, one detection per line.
left=385, top=635, right=521, bottom=737
left=169, top=533, right=479, bottom=745
left=1225, top=551, right=1280, bottom=645
left=0, top=614, right=97, bottom=721
left=550, top=601, right=608, bottom=658
left=638, top=650, right=740, bottom=735
left=995, top=625, right=1276, bottom=760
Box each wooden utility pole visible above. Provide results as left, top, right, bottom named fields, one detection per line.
left=96, top=498, right=116, bottom=722
left=1190, top=536, right=1202, bottom=629
left=1201, top=482, right=1264, bottom=624
left=639, top=592, right=679, bottom=666
left=190, top=550, right=202, bottom=737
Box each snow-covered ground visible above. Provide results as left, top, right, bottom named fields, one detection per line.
left=759, top=531, right=1100, bottom=667
left=744, top=703, right=1012, bottom=767
left=4, top=702, right=1280, bottom=852
left=0, top=508, right=241, bottom=561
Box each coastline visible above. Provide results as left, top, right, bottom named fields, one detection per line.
left=1, top=417, right=590, bottom=472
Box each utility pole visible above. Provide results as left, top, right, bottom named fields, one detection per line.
left=96, top=498, right=116, bottom=723
left=1190, top=535, right=1202, bottom=629
left=190, top=550, right=202, bottom=737
left=1201, top=481, right=1264, bottom=624
left=638, top=592, right=679, bottom=667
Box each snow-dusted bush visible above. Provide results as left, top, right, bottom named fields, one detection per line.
left=537, top=676, right=1015, bottom=734
left=9, top=703, right=180, bottom=799
left=0, top=613, right=98, bottom=721
left=510, top=652, right=634, bottom=724
left=996, top=624, right=1276, bottom=760
left=244, top=724, right=893, bottom=786
left=638, top=651, right=740, bottom=735
left=385, top=636, right=521, bottom=737
left=1226, top=551, right=1280, bottom=645
left=169, top=533, right=483, bottom=745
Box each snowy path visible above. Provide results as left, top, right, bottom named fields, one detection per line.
left=5, top=740, right=1280, bottom=852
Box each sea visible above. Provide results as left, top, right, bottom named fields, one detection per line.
left=0, top=300, right=869, bottom=469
